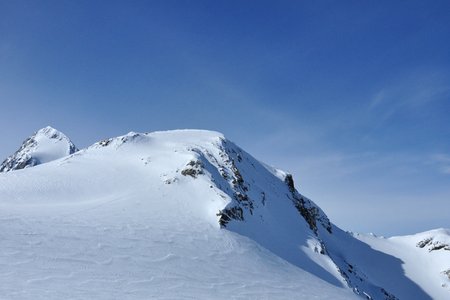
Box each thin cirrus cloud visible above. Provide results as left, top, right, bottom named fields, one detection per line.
left=369, top=69, right=450, bottom=116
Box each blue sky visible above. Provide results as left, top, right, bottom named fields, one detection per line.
left=1, top=1, right=449, bottom=235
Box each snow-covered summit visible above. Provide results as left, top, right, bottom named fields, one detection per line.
left=79, top=129, right=332, bottom=235
left=0, top=126, right=78, bottom=172
left=90, top=129, right=225, bottom=149
left=0, top=128, right=448, bottom=299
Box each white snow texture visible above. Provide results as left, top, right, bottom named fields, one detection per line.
left=0, top=127, right=448, bottom=299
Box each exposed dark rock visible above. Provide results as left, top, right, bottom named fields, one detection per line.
left=417, top=238, right=433, bottom=248
left=235, top=192, right=248, bottom=202
left=430, top=244, right=449, bottom=251
left=217, top=206, right=244, bottom=227
left=417, top=237, right=450, bottom=252
left=284, top=173, right=332, bottom=234
left=292, top=196, right=319, bottom=233
left=164, top=178, right=178, bottom=184
left=337, top=260, right=399, bottom=300
left=219, top=168, right=228, bottom=179
left=381, top=289, right=399, bottom=300
left=99, top=139, right=112, bottom=147
left=181, top=160, right=204, bottom=178
left=231, top=165, right=244, bottom=186
left=213, top=142, right=255, bottom=224
left=313, top=240, right=327, bottom=255
left=284, top=174, right=295, bottom=193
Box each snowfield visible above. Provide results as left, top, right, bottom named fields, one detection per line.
left=0, top=128, right=448, bottom=299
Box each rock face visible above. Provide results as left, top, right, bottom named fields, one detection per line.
left=417, top=237, right=450, bottom=252
left=0, top=126, right=78, bottom=172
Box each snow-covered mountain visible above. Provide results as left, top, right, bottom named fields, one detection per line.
left=0, top=126, right=78, bottom=172
left=0, top=129, right=448, bottom=299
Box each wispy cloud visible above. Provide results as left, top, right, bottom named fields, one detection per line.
left=368, top=69, right=450, bottom=118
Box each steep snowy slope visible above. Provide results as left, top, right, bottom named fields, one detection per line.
left=350, top=229, right=450, bottom=299
left=0, top=129, right=448, bottom=299
left=0, top=130, right=356, bottom=300
left=0, top=126, right=78, bottom=172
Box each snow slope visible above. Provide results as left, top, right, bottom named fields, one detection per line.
left=352, top=229, right=450, bottom=299
left=0, top=130, right=356, bottom=299
left=0, top=129, right=448, bottom=299
left=0, top=126, right=78, bottom=172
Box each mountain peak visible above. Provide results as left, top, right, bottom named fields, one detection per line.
left=0, top=126, right=78, bottom=172
left=37, top=125, right=59, bottom=135
left=0, top=128, right=448, bottom=299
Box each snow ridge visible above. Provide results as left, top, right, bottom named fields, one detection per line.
left=0, top=128, right=448, bottom=299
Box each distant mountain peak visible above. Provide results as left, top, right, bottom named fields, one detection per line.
left=37, top=125, right=61, bottom=136
left=0, top=126, right=78, bottom=172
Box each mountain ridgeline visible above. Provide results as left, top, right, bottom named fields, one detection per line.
left=0, top=127, right=448, bottom=300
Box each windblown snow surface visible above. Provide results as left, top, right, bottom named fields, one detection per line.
left=0, top=129, right=448, bottom=299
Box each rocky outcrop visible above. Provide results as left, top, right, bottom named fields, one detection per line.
left=181, top=160, right=204, bottom=178
left=284, top=174, right=332, bottom=234
left=417, top=237, right=450, bottom=252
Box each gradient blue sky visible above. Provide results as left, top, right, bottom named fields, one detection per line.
left=1, top=1, right=449, bottom=235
